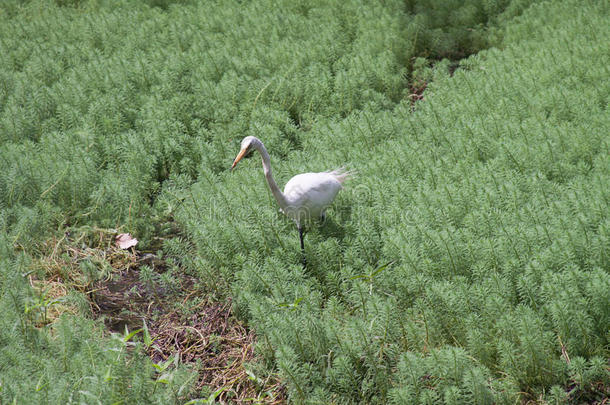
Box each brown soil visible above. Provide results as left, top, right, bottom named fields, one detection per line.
left=408, top=80, right=428, bottom=109
left=35, top=229, right=286, bottom=404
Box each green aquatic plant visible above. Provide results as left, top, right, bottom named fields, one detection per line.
left=0, top=0, right=608, bottom=403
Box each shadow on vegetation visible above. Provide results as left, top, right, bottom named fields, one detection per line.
left=318, top=214, right=347, bottom=241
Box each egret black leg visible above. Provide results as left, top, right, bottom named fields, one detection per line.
left=298, top=226, right=306, bottom=266
left=298, top=226, right=305, bottom=251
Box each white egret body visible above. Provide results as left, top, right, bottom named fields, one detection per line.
left=231, top=136, right=350, bottom=256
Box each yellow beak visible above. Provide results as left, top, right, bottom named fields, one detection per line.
left=231, top=148, right=248, bottom=170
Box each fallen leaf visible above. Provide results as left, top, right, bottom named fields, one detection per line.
left=116, top=233, right=138, bottom=249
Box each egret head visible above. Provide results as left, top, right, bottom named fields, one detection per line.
left=231, top=136, right=259, bottom=170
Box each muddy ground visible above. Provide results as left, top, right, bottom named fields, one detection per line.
left=32, top=229, right=285, bottom=404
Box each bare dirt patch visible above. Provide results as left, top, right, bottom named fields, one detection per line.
left=149, top=298, right=285, bottom=403
left=34, top=229, right=286, bottom=404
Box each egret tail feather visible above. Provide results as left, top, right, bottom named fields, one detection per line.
left=328, top=167, right=355, bottom=184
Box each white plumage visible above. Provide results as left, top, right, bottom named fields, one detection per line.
left=282, top=170, right=345, bottom=223
left=231, top=136, right=351, bottom=257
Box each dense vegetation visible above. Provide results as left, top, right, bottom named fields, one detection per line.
left=1, top=0, right=608, bottom=403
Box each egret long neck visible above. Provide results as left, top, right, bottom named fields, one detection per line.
left=256, top=143, right=289, bottom=210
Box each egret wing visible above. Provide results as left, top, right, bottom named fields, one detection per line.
left=284, top=172, right=342, bottom=216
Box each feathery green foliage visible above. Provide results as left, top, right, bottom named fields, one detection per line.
left=173, top=0, right=610, bottom=402
left=0, top=241, right=196, bottom=403
left=0, top=0, right=608, bottom=403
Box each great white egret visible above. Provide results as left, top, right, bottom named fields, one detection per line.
left=231, top=136, right=351, bottom=260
